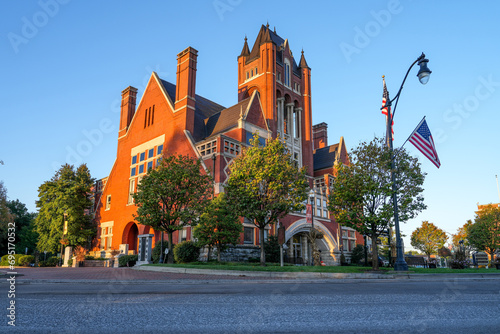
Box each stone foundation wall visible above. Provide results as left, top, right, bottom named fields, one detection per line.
left=199, top=245, right=261, bottom=262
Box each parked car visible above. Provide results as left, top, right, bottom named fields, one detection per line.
left=379, top=256, right=389, bottom=267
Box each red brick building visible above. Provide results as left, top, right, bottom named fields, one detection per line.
left=93, top=24, right=362, bottom=265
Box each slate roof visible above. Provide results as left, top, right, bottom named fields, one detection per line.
left=313, top=144, right=339, bottom=171
left=205, top=99, right=250, bottom=138
left=239, top=37, right=250, bottom=57
left=246, top=24, right=302, bottom=78
left=159, top=78, right=250, bottom=142
left=160, top=79, right=225, bottom=119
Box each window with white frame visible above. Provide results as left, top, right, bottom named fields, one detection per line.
left=342, top=227, right=357, bottom=252
left=105, top=195, right=111, bottom=210
left=128, top=179, right=135, bottom=204
left=284, top=58, right=291, bottom=87
left=100, top=222, right=114, bottom=250
left=224, top=140, right=241, bottom=156
left=179, top=228, right=187, bottom=242
left=244, top=227, right=254, bottom=244
left=197, top=140, right=217, bottom=157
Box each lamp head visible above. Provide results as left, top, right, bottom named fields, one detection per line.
left=309, top=188, right=315, bottom=199
left=417, top=55, right=431, bottom=85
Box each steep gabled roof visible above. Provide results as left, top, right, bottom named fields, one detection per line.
left=160, top=79, right=225, bottom=119
left=239, top=37, right=250, bottom=57
left=205, top=99, right=250, bottom=137
left=313, top=144, right=339, bottom=171
left=248, top=24, right=285, bottom=63
left=299, top=50, right=310, bottom=69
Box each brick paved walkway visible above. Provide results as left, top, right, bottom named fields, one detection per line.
left=8, top=267, right=269, bottom=281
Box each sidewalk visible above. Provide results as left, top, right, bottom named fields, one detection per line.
left=4, top=266, right=500, bottom=283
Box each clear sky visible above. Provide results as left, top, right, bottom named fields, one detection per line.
left=2, top=1, right=500, bottom=250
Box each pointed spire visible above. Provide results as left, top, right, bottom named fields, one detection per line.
left=262, top=23, right=272, bottom=43
left=239, top=35, right=250, bottom=57
left=266, top=21, right=269, bottom=29
left=299, top=49, right=310, bottom=69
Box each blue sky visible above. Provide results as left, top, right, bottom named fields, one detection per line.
left=2, top=1, right=500, bottom=250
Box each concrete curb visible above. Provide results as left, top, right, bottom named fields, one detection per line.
left=132, top=265, right=395, bottom=279
left=133, top=265, right=500, bottom=280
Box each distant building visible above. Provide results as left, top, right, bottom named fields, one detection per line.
left=92, top=24, right=363, bottom=265
left=476, top=202, right=500, bottom=215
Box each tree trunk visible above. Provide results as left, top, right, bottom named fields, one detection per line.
left=217, top=244, right=221, bottom=262
left=207, top=246, right=211, bottom=262
left=259, top=227, right=266, bottom=266
left=167, top=231, right=174, bottom=264
left=371, top=234, right=379, bottom=270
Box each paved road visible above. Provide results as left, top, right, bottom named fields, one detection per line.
left=2, top=269, right=500, bottom=333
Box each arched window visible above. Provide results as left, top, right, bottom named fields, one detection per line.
left=284, top=58, right=291, bottom=87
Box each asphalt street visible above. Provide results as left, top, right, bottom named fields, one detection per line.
left=2, top=277, right=500, bottom=333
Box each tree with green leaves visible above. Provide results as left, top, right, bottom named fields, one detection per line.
left=133, top=154, right=213, bottom=263
left=7, top=199, right=38, bottom=255
left=410, top=221, right=448, bottom=258
left=35, top=164, right=95, bottom=253
left=452, top=219, right=473, bottom=254
left=0, top=181, right=13, bottom=254
left=328, top=136, right=426, bottom=270
left=468, top=206, right=500, bottom=263
left=225, top=135, right=308, bottom=266
left=193, top=193, right=242, bottom=262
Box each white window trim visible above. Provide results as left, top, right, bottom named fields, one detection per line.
left=105, top=195, right=111, bottom=210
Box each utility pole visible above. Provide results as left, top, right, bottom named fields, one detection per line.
left=496, top=175, right=500, bottom=203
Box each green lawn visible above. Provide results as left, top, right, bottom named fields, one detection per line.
left=145, top=262, right=500, bottom=274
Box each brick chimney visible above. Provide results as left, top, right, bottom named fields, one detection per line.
left=313, top=122, right=328, bottom=150
left=119, top=86, right=138, bottom=137
left=174, top=47, right=198, bottom=133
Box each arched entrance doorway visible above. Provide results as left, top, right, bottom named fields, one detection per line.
left=122, top=222, right=139, bottom=254
left=284, top=219, right=338, bottom=265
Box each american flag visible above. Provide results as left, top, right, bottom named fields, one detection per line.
left=408, top=118, right=441, bottom=168
left=382, top=77, right=389, bottom=116
left=382, top=77, right=394, bottom=137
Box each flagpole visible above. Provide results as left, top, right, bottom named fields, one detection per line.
left=400, top=116, right=426, bottom=149
left=381, top=53, right=431, bottom=271
left=496, top=175, right=500, bottom=203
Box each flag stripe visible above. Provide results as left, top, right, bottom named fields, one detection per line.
left=410, top=134, right=435, bottom=158
left=408, top=119, right=441, bottom=168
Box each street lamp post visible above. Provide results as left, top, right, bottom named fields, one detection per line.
left=383, top=53, right=432, bottom=271
left=60, top=211, right=68, bottom=267
left=307, top=189, right=315, bottom=266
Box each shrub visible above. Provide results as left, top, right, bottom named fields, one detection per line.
left=152, top=240, right=169, bottom=264
left=39, top=256, right=59, bottom=267
left=264, top=236, right=280, bottom=263
left=174, top=241, right=200, bottom=263
left=0, top=254, right=25, bottom=266
left=350, top=245, right=365, bottom=265
left=19, top=255, right=35, bottom=266
left=118, top=255, right=138, bottom=267
left=85, top=255, right=96, bottom=260
left=449, top=258, right=471, bottom=269
left=248, top=257, right=260, bottom=263
left=68, top=259, right=73, bottom=267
